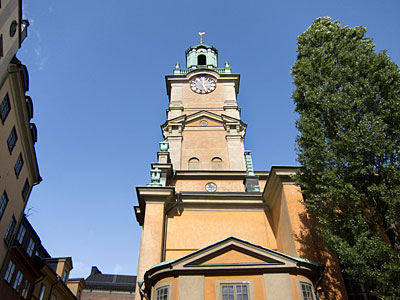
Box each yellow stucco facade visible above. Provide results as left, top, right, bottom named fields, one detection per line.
left=134, top=42, right=347, bottom=300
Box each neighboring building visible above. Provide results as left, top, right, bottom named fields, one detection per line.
left=0, top=216, right=83, bottom=300
left=0, top=0, right=29, bottom=78
left=81, top=266, right=136, bottom=300
left=134, top=39, right=349, bottom=299
left=0, top=0, right=41, bottom=270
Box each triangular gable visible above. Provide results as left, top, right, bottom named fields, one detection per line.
left=188, top=246, right=283, bottom=266
left=162, top=110, right=243, bottom=128
left=172, top=237, right=297, bottom=270
left=144, top=237, right=321, bottom=285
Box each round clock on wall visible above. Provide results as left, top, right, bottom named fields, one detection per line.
left=205, top=182, right=217, bottom=192
left=190, top=76, right=216, bottom=94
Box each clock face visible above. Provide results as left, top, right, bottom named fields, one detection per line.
left=190, top=76, right=216, bottom=94
left=205, top=182, right=217, bottom=192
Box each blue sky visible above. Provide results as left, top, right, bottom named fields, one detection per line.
left=18, top=0, right=400, bottom=278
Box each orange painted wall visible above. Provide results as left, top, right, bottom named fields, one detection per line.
left=181, top=129, right=230, bottom=170
left=165, top=210, right=276, bottom=261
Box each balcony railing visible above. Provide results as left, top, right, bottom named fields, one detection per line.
left=173, top=66, right=232, bottom=75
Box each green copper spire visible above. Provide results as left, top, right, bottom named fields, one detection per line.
left=172, top=34, right=232, bottom=75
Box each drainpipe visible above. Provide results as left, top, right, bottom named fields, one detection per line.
left=161, top=193, right=182, bottom=261
left=47, top=276, right=61, bottom=300
left=30, top=275, right=44, bottom=300
left=314, top=265, right=325, bottom=300
left=137, top=280, right=150, bottom=300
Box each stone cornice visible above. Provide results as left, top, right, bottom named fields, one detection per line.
left=262, top=166, right=300, bottom=209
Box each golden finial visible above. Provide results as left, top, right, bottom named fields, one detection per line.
left=198, top=32, right=205, bottom=44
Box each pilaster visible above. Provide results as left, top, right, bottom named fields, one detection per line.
left=134, top=187, right=175, bottom=299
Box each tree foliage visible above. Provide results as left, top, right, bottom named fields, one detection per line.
left=291, top=17, right=400, bottom=299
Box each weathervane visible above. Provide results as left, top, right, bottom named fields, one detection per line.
left=199, top=32, right=205, bottom=44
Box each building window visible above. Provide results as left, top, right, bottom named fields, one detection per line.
left=50, top=293, right=57, bottom=300
left=300, top=282, right=314, bottom=300
left=1, top=93, right=10, bottom=123
left=7, top=127, right=18, bottom=153
left=62, top=269, right=68, bottom=282
left=21, top=279, right=30, bottom=298
left=4, top=215, right=16, bottom=244
left=13, top=270, right=23, bottom=291
left=221, top=283, right=249, bottom=300
left=21, top=179, right=30, bottom=201
left=188, top=157, right=200, bottom=170
left=0, top=191, right=8, bottom=220
left=197, top=54, right=206, bottom=65
left=16, top=224, right=26, bottom=244
left=211, top=157, right=223, bottom=170
left=38, top=283, right=46, bottom=300
left=156, top=286, right=169, bottom=300
left=4, top=260, right=15, bottom=283
left=14, top=153, right=24, bottom=177
left=26, top=238, right=35, bottom=256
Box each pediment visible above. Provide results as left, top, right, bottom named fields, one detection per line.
left=145, top=237, right=321, bottom=283
left=186, top=246, right=283, bottom=267
left=170, top=237, right=300, bottom=270
left=162, top=110, right=244, bottom=128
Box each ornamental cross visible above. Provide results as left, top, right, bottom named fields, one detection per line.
left=199, top=32, right=205, bottom=44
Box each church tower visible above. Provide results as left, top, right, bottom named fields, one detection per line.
left=134, top=36, right=346, bottom=300
left=163, top=40, right=246, bottom=172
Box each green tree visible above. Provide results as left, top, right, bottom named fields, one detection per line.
left=291, top=17, right=400, bottom=299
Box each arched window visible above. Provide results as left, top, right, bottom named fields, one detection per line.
left=211, top=157, right=223, bottom=170
left=197, top=54, right=206, bottom=65
left=188, top=157, right=200, bottom=170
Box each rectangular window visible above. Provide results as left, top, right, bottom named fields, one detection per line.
left=16, top=224, right=26, bottom=244
left=21, top=179, right=30, bottom=201
left=38, top=284, right=46, bottom=300
left=4, top=260, right=15, bottom=283
left=4, top=215, right=16, bottom=244
left=62, top=269, right=68, bottom=282
left=14, top=153, right=24, bottom=177
left=13, top=270, right=23, bottom=291
left=21, top=279, right=30, bottom=298
left=301, top=282, right=314, bottom=300
left=7, top=127, right=18, bottom=153
left=1, top=93, right=10, bottom=123
left=50, top=294, right=57, bottom=300
left=221, top=284, right=249, bottom=300
left=0, top=191, right=8, bottom=220
left=156, top=286, right=169, bottom=300
left=26, top=238, right=35, bottom=256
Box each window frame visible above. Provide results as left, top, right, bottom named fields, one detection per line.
left=211, top=157, right=223, bottom=170
left=14, top=153, right=24, bottom=177
left=16, top=224, right=26, bottom=244
left=26, top=237, right=36, bottom=257
left=7, top=127, right=18, bottom=153
left=154, top=281, right=172, bottom=300
left=13, top=269, right=23, bottom=291
left=0, top=191, right=8, bottom=221
left=4, top=215, right=16, bottom=245
left=21, top=178, right=30, bottom=201
left=188, top=157, right=201, bottom=170
left=4, top=260, right=15, bottom=283
left=296, top=279, right=315, bottom=300
left=215, top=279, right=253, bottom=300
left=1, top=93, right=11, bottom=123
left=38, top=283, right=46, bottom=300
left=21, top=279, right=30, bottom=299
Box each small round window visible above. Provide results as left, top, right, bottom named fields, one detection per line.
left=200, top=120, right=208, bottom=127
